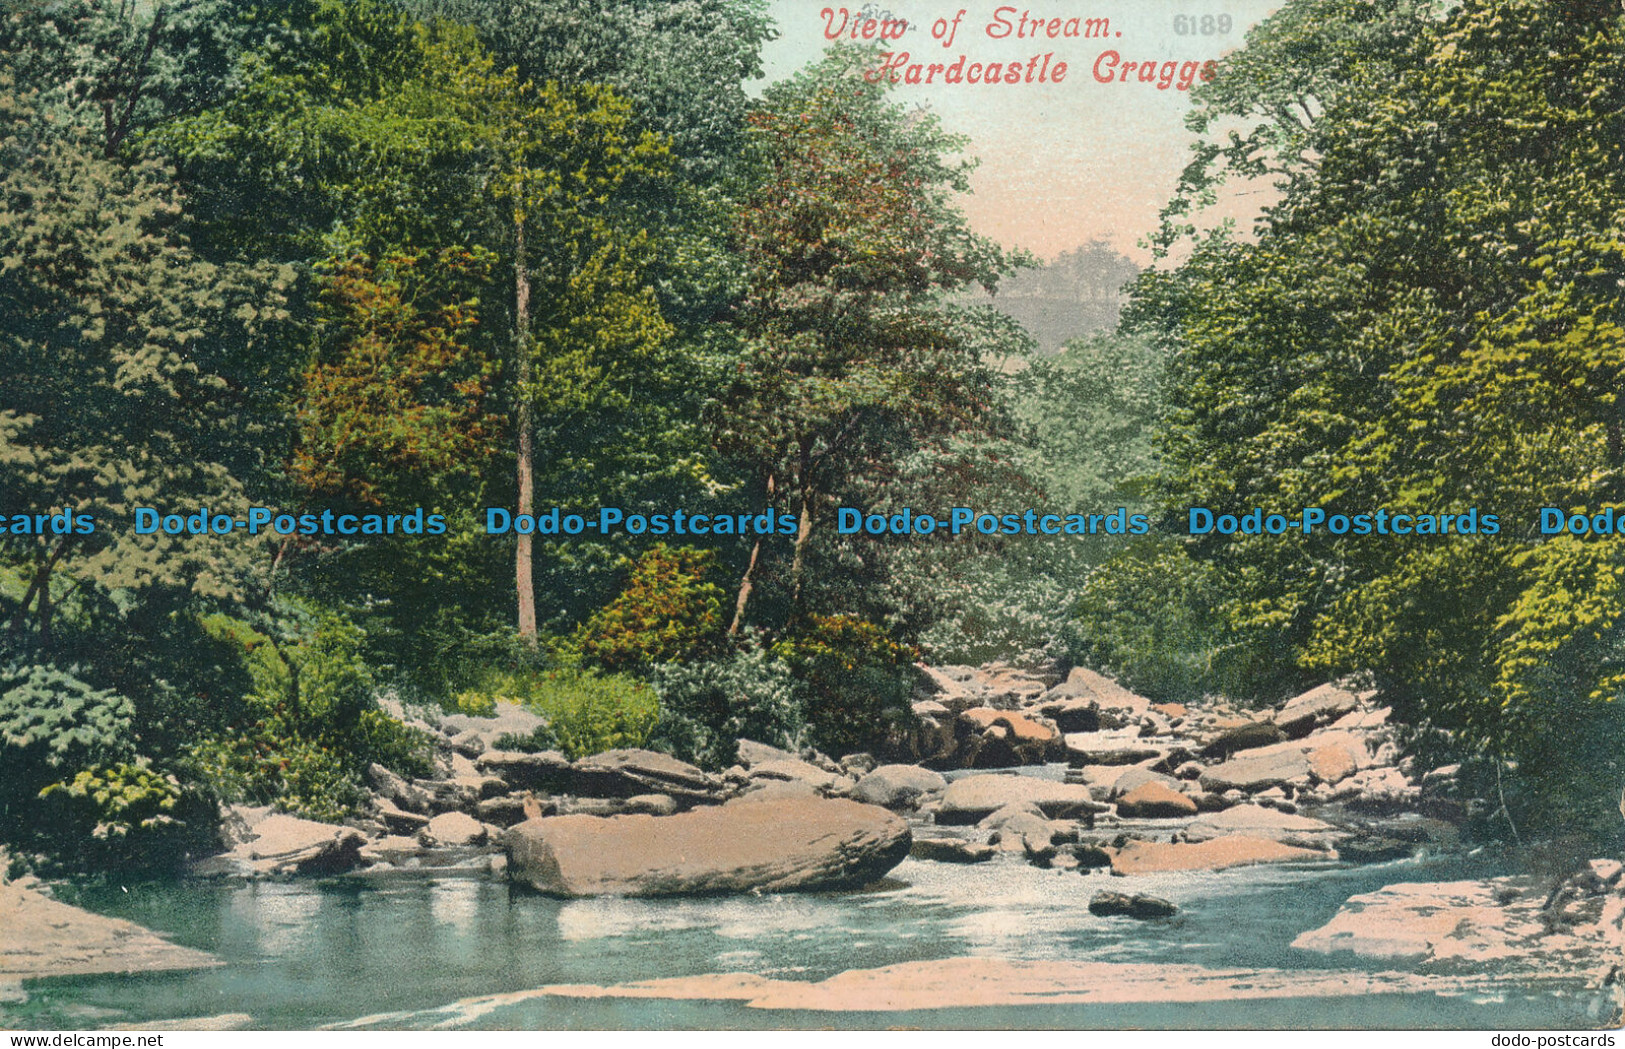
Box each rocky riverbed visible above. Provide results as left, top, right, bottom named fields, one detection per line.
left=6, top=660, right=1622, bottom=1027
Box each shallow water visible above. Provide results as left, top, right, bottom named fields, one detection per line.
left=8, top=848, right=1609, bottom=1030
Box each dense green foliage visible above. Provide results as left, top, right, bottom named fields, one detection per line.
left=712, top=47, right=1022, bottom=639
left=454, top=662, right=657, bottom=759
left=1071, top=0, right=1625, bottom=841
left=3, top=0, right=1616, bottom=871
left=574, top=545, right=725, bottom=671
left=772, top=615, right=920, bottom=757
left=650, top=646, right=802, bottom=770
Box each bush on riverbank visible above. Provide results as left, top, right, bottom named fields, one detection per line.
left=650, top=646, right=803, bottom=769
left=184, top=606, right=436, bottom=823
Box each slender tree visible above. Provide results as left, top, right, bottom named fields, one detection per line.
left=714, top=48, right=1013, bottom=634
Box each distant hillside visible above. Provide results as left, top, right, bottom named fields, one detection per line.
left=976, top=243, right=1140, bottom=355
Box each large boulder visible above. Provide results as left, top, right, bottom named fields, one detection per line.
left=936, top=774, right=1107, bottom=825
left=504, top=797, right=910, bottom=897
left=1272, top=684, right=1361, bottom=739
left=852, top=765, right=948, bottom=810
left=958, top=707, right=1060, bottom=766
left=905, top=700, right=958, bottom=764
left=985, top=810, right=1063, bottom=858
left=572, top=748, right=722, bottom=803
left=1308, top=743, right=1359, bottom=786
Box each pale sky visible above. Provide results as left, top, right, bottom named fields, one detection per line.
left=758, top=1, right=1283, bottom=264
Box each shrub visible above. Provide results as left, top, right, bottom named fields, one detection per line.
left=492, top=725, right=560, bottom=753
left=0, top=664, right=135, bottom=828
left=36, top=760, right=211, bottom=870
left=457, top=665, right=659, bottom=760
left=521, top=669, right=659, bottom=759
left=650, top=647, right=803, bottom=769
left=772, top=616, right=918, bottom=757
left=190, top=606, right=434, bottom=819
left=573, top=545, right=725, bottom=671
left=449, top=689, right=497, bottom=716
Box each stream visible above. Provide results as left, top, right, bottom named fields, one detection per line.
left=6, top=846, right=1606, bottom=1030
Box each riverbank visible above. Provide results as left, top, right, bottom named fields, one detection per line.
left=0, top=871, right=218, bottom=983
left=4, top=661, right=1621, bottom=1029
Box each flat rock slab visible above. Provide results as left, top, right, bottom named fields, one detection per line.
left=475, top=750, right=573, bottom=792
left=572, top=748, right=721, bottom=802
left=1198, top=750, right=1310, bottom=793
left=408, top=959, right=1536, bottom=1018
left=0, top=882, right=220, bottom=980
left=505, top=797, right=910, bottom=896
left=195, top=814, right=366, bottom=878
left=1115, top=781, right=1198, bottom=819
left=1110, top=835, right=1330, bottom=875
left=747, top=757, right=845, bottom=792
left=1291, top=880, right=1548, bottom=965
left=1063, top=732, right=1168, bottom=767
left=1047, top=667, right=1150, bottom=711
left=935, top=775, right=1107, bottom=825
left=1199, top=720, right=1285, bottom=760
left=1184, top=805, right=1342, bottom=848
left=1272, top=684, right=1361, bottom=738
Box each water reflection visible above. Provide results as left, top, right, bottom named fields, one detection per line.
left=17, top=849, right=1595, bottom=1031
left=228, top=882, right=321, bottom=957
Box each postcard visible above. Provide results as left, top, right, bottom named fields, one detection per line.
left=1, top=0, right=1621, bottom=1035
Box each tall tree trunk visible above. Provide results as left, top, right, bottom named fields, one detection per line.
left=514, top=216, right=537, bottom=640
left=728, top=473, right=775, bottom=635
left=790, top=465, right=814, bottom=621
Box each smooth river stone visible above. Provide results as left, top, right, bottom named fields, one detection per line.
left=504, top=796, right=910, bottom=897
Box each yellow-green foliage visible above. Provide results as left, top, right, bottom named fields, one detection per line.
left=773, top=615, right=918, bottom=756
left=573, top=545, right=724, bottom=671
left=462, top=666, right=658, bottom=760
left=450, top=689, right=497, bottom=717
left=39, top=761, right=182, bottom=840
